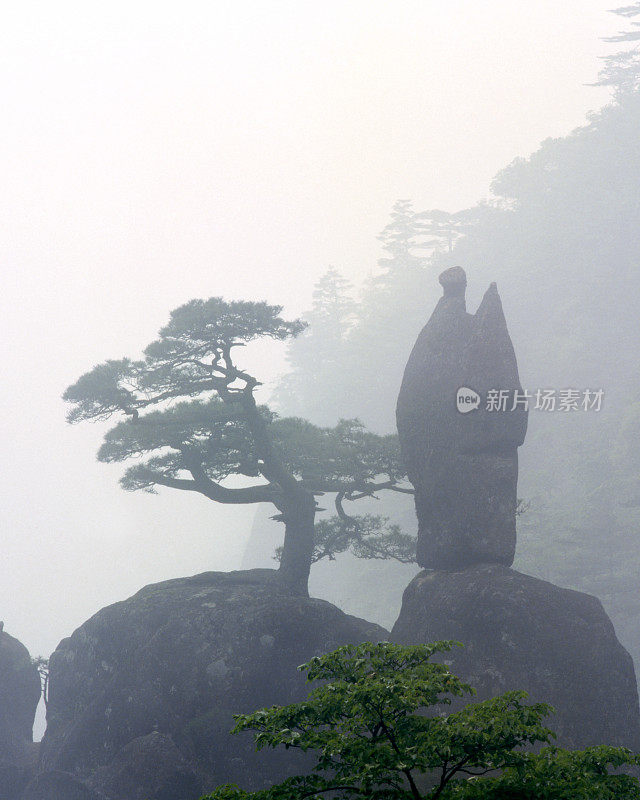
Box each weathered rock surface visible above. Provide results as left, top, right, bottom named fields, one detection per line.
left=391, top=565, right=640, bottom=750
left=0, top=629, right=41, bottom=744
left=21, top=770, right=106, bottom=800
left=396, top=266, right=527, bottom=569
left=87, top=732, right=201, bottom=800
left=0, top=628, right=41, bottom=800
left=31, top=569, right=387, bottom=799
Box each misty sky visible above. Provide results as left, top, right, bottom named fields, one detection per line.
left=0, top=1, right=624, bottom=667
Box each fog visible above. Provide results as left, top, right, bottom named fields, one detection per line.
left=0, top=0, right=624, bottom=678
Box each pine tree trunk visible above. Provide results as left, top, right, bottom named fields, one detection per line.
left=277, top=491, right=316, bottom=597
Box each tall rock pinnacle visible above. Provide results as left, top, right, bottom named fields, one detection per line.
left=396, top=266, right=527, bottom=569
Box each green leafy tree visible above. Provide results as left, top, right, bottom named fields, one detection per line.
left=451, top=746, right=640, bottom=799
left=63, top=298, right=412, bottom=596
left=200, top=641, right=640, bottom=799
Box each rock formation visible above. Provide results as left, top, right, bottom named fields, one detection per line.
left=27, top=569, right=387, bottom=800
left=393, top=267, right=640, bottom=750
left=0, top=628, right=41, bottom=800
left=21, top=771, right=105, bottom=800
left=392, top=565, right=640, bottom=749
left=396, top=265, right=527, bottom=569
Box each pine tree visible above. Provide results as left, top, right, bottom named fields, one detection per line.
left=345, top=200, right=437, bottom=432
left=272, top=269, right=355, bottom=424
left=596, top=3, right=640, bottom=95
